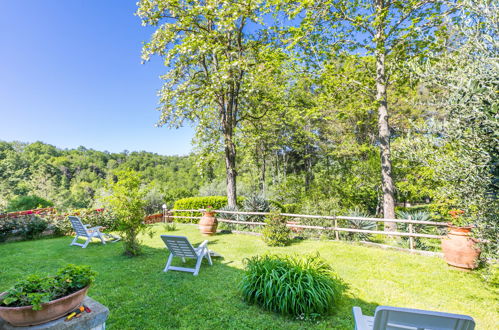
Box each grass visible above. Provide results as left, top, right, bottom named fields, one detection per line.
left=0, top=224, right=497, bottom=329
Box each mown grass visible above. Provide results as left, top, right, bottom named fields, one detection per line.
left=0, top=224, right=497, bottom=329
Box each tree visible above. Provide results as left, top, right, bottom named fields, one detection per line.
left=408, top=0, right=498, bottom=258
left=285, top=0, right=446, bottom=229
left=104, top=170, right=148, bottom=256
left=137, top=0, right=282, bottom=207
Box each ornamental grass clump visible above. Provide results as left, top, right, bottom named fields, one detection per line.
left=240, top=254, right=343, bottom=319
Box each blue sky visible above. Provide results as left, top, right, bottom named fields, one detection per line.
left=0, top=0, right=193, bottom=156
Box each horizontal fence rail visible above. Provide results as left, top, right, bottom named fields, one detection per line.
left=168, top=209, right=449, bottom=251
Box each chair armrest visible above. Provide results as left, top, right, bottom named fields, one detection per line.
left=352, top=307, right=370, bottom=330
left=198, top=240, right=209, bottom=250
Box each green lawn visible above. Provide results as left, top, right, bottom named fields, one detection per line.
left=0, top=224, right=497, bottom=329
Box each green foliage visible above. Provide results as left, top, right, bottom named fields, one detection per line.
left=0, top=264, right=95, bottom=310
left=240, top=254, right=343, bottom=319
left=0, top=216, right=49, bottom=242
left=6, top=195, right=53, bottom=212
left=342, top=208, right=376, bottom=241
left=104, top=170, right=148, bottom=256
left=50, top=208, right=117, bottom=236
left=24, top=217, right=48, bottom=240
left=173, top=196, right=230, bottom=223
left=0, top=141, right=202, bottom=212
left=242, top=194, right=271, bottom=223
left=396, top=210, right=442, bottom=251
left=283, top=203, right=300, bottom=213
left=262, top=212, right=291, bottom=247
left=163, top=222, right=177, bottom=232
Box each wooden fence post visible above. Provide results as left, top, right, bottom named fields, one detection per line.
left=334, top=217, right=339, bottom=240
left=408, top=215, right=414, bottom=251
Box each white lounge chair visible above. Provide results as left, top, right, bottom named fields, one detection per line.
left=69, top=216, right=120, bottom=248
left=160, top=235, right=212, bottom=276
left=353, top=306, right=475, bottom=330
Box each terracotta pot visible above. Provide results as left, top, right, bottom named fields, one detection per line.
left=441, top=226, right=481, bottom=270
left=0, top=286, right=89, bottom=326
left=199, top=212, right=218, bottom=236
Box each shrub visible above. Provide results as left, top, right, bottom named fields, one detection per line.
left=283, top=203, right=300, bottom=213
left=24, top=217, right=48, bottom=240
left=163, top=222, right=177, bottom=232
left=0, top=264, right=96, bottom=310
left=173, top=196, right=230, bottom=223
left=342, top=208, right=376, bottom=241
left=240, top=254, right=343, bottom=319
left=242, top=194, right=271, bottom=223
left=104, top=170, right=149, bottom=256
left=262, top=212, right=291, bottom=247
left=0, top=216, right=49, bottom=242
left=50, top=208, right=117, bottom=236
left=5, top=195, right=53, bottom=212
left=396, top=210, right=442, bottom=251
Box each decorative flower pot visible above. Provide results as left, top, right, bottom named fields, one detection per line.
left=441, top=226, right=481, bottom=270
left=0, top=286, right=89, bottom=326
left=199, top=212, right=218, bottom=236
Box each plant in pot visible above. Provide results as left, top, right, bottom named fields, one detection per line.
left=441, top=209, right=481, bottom=270
left=0, top=264, right=96, bottom=326
left=199, top=206, right=218, bottom=236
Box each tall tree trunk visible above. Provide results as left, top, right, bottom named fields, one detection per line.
left=375, top=2, right=396, bottom=230
left=224, top=132, right=237, bottom=208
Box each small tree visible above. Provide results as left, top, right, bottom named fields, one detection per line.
left=104, top=170, right=148, bottom=256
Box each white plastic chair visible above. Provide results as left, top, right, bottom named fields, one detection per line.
left=160, top=235, right=212, bottom=276
left=353, top=306, right=475, bottom=330
left=69, top=216, right=120, bottom=248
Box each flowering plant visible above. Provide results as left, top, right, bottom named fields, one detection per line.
left=204, top=205, right=214, bottom=213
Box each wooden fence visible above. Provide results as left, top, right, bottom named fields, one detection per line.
left=169, top=209, right=449, bottom=251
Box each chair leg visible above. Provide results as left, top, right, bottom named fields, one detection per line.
left=163, top=254, right=173, bottom=272
left=205, top=249, right=212, bottom=265
left=96, top=231, right=106, bottom=245
left=193, top=255, right=203, bottom=276
left=82, top=237, right=91, bottom=248
left=70, top=236, right=79, bottom=246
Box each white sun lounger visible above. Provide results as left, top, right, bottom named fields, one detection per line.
left=353, top=306, right=475, bottom=330
left=69, top=216, right=120, bottom=248
left=160, top=235, right=212, bottom=276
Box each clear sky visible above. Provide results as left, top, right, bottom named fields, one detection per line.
left=0, top=0, right=194, bottom=156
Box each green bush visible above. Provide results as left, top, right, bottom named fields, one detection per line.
left=262, top=212, right=291, bottom=247
left=341, top=208, right=376, bottom=241
left=173, top=196, right=230, bottom=223
left=50, top=209, right=117, bottom=236
left=0, top=216, right=49, bottom=242
left=283, top=203, right=300, bottom=213
left=5, top=195, right=53, bottom=212
left=104, top=169, right=149, bottom=256
left=0, top=264, right=96, bottom=310
left=240, top=254, right=343, bottom=319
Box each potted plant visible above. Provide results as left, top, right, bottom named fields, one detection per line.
left=441, top=209, right=481, bottom=269
left=0, top=264, right=96, bottom=326
left=199, top=206, right=218, bottom=236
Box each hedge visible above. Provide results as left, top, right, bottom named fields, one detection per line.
left=173, top=196, right=229, bottom=223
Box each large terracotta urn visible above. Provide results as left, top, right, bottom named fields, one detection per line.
left=0, top=286, right=89, bottom=326
left=199, top=211, right=218, bottom=236
left=441, top=226, right=481, bottom=270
